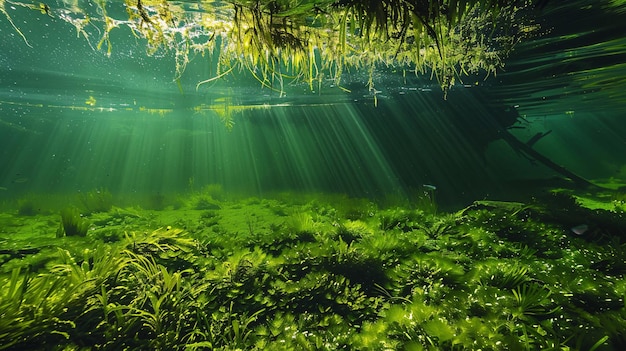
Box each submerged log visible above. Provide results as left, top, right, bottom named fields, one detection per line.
left=498, top=124, right=598, bottom=189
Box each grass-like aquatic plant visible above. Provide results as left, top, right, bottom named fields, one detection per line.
left=79, top=188, right=113, bottom=214
left=58, top=207, right=90, bottom=237
left=16, top=196, right=39, bottom=216
left=0, top=245, right=127, bottom=350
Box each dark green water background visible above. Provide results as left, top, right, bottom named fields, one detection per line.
left=1, top=1, right=625, bottom=208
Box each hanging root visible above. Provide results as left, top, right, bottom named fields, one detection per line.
left=1, top=3, right=32, bottom=47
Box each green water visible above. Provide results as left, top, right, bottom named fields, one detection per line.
left=1, top=1, right=626, bottom=350
left=2, top=2, right=626, bottom=205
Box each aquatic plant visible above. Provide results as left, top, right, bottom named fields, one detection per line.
left=511, top=282, right=556, bottom=319
left=388, top=253, right=467, bottom=299
left=335, top=219, right=375, bottom=243
left=117, top=251, right=191, bottom=349
left=284, top=211, right=317, bottom=235
left=2, top=191, right=626, bottom=350
left=419, top=213, right=458, bottom=238
left=58, top=207, right=90, bottom=237
left=362, top=296, right=458, bottom=350
left=79, top=188, right=113, bottom=214
left=0, top=245, right=128, bottom=350
left=483, top=261, right=530, bottom=290
left=333, top=196, right=377, bottom=221
left=146, top=192, right=166, bottom=210
left=201, top=183, right=227, bottom=202
left=124, top=227, right=197, bottom=269
left=0, top=267, right=38, bottom=350
left=16, top=196, right=39, bottom=216
left=186, top=301, right=265, bottom=350
left=378, top=207, right=425, bottom=231
left=359, top=228, right=426, bottom=266
left=193, top=197, right=221, bottom=211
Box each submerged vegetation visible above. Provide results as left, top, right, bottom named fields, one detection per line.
left=1, top=1, right=626, bottom=350
left=1, top=188, right=625, bottom=350
left=79, top=188, right=114, bottom=214
left=58, top=207, right=90, bottom=237
left=3, top=0, right=542, bottom=96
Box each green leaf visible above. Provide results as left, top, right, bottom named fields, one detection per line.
left=589, top=336, right=609, bottom=351
left=185, top=341, right=214, bottom=350
left=423, top=319, right=455, bottom=342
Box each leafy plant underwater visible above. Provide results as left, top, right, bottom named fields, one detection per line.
left=0, top=190, right=625, bottom=350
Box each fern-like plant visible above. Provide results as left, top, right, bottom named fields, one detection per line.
left=512, top=282, right=557, bottom=319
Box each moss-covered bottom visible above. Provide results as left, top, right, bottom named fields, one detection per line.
left=0, top=189, right=625, bottom=350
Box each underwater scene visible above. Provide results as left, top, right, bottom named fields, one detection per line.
left=1, top=0, right=626, bottom=350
